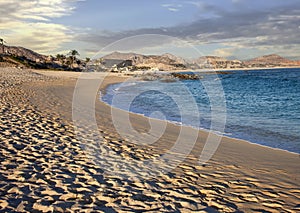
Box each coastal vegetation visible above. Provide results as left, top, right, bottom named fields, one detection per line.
left=0, top=41, right=299, bottom=72
left=0, top=38, right=5, bottom=55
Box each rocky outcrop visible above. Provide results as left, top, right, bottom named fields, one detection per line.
left=171, top=73, right=203, bottom=80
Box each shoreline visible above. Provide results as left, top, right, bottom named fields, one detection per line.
left=100, top=73, right=300, bottom=156
left=36, top=68, right=300, bottom=161
left=33, top=69, right=300, bottom=159
left=1, top=68, right=299, bottom=212
left=165, top=66, right=300, bottom=73
left=100, top=96, right=300, bottom=156
left=93, top=72, right=300, bottom=163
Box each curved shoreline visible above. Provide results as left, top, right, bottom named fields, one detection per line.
left=24, top=69, right=299, bottom=212
left=101, top=79, right=300, bottom=156
left=166, top=66, right=300, bottom=73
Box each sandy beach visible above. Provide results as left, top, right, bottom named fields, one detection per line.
left=0, top=67, right=299, bottom=212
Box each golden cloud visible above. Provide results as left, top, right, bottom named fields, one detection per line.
left=0, top=0, right=84, bottom=54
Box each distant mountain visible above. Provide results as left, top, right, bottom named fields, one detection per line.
left=189, top=56, right=243, bottom=69
left=102, top=52, right=187, bottom=65
left=99, top=52, right=187, bottom=71
left=244, top=54, right=298, bottom=67
left=161, top=53, right=187, bottom=65
left=101, top=51, right=143, bottom=60
left=191, top=54, right=300, bottom=69
left=97, top=52, right=300, bottom=71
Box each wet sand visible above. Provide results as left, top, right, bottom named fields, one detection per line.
left=0, top=68, right=299, bottom=212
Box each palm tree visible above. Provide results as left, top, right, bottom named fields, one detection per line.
left=69, top=50, right=80, bottom=57
left=0, top=38, right=6, bottom=55
left=68, top=50, right=80, bottom=68
left=56, top=54, right=66, bottom=64
left=56, top=54, right=62, bottom=61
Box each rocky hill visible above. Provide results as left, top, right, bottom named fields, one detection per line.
left=161, top=53, right=187, bottom=65
left=95, top=52, right=300, bottom=71
left=192, top=56, right=243, bottom=69
left=244, top=54, right=300, bottom=67
left=135, top=54, right=186, bottom=70
left=1, top=45, right=47, bottom=62
left=99, top=52, right=186, bottom=71
left=101, top=51, right=143, bottom=60
left=0, top=45, right=84, bottom=71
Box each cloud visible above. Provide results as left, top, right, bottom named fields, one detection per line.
left=1, top=0, right=299, bottom=59
left=77, top=1, right=300, bottom=59
left=213, top=48, right=236, bottom=58
left=0, top=0, right=82, bottom=21
left=76, top=30, right=177, bottom=54
left=1, top=21, right=73, bottom=54
left=184, top=1, right=206, bottom=9
left=161, top=3, right=183, bottom=12
left=0, top=0, right=83, bottom=54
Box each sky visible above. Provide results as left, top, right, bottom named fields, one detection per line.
left=0, top=0, right=300, bottom=60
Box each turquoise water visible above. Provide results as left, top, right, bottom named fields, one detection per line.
left=102, top=68, right=300, bottom=154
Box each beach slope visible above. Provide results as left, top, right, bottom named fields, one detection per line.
left=0, top=68, right=299, bottom=212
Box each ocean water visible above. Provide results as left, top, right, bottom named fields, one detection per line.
left=102, top=68, right=300, bottom=154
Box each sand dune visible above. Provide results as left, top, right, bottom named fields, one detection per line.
left=0, top=68, right=299, bottom=212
